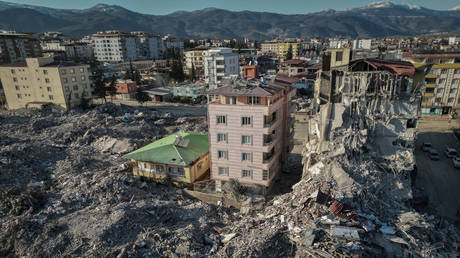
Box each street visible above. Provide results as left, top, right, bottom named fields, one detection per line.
left=415, top=118, right=460, bottom=220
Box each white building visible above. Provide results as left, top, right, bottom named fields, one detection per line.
left=329, top=39, right=350, bottom=48
left=92, top=31, right=137, bottom=62
left=352, top=39, right=372, bottom=50
left=203, top=48, right=239, bottom=88
left=42, top=41, right=93, bottom=60
left=448, top=36, right=460, bottom=45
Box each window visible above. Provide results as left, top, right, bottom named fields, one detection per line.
left=425, top=88, right=435, bottom=93
left=455, top=69, right=460, bottom=74
left=17, top=94, right=21, bottom=99
left=263, top=170, right=269, bottom=180
left=49, top=95, right=54, bottom=100
left=241, top=116, right=252, bottom=126
left=425, top=78, right=436, bottom=84
left=242, top=152, right=252, bottom=161
left=61, top=69, right=66, bottom=75
left=249, top=96, right=260, bottom=104
left=65, top=86, right=69, bottom=92
left=47, top=87, right=52, bottom=92
left=217, top=133, right=227, bottom=143
left=69, top=68, right=75, bottom=74
left=226, top=96, right=237, bottom=104
left=217, top=150, right=228, bottom=159
left=450, top=89, right=456, bottom=94
left=82, top=91, right=88, bottom=97
left=81, top=76, right=86, bottom=81
left=453, top=79, right=459, bottom=85
left=71, top=77, right=76, bottom=82
left=63, top=78, right=68, bottom=83
left=10, top=69, right=15, bottom=74
left=439, top=79, right=446, bottom=84
left=13, top=77, right=17, bottom=82
left=43, top=70, right=48, bottom=75
left=216, top=115, right=227, bottom=125
left=336, top=51, right=343, bottom=62
left=74, top=93, right=79, bottom=98
left=437, top=88, right=444, bottom=94
left=218, top=167, right=229, bottom=176
left=79, top=68, right=84, bottom=73
left=15, top=85, right=19, bottom=90
left=241, top=135, right=252, bottom=144
left=242, top=169, right=252, bottom=179
left=45, top=78, right=50, bottom=83
left=82, top=84, right=87, bottom=89
left=441, top=69, right=448, bottom=74
left=448, top=98, right=455, bottom=104
left=73, top=85, right=78, bottom=91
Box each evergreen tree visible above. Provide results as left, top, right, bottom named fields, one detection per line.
left=106, top=76, right=118, bottom=100
left=91, top=63, right=107, bottom=103
left=135, top=86, right=152, bottom=104
left=190, top=63, right=196, bottom=81
left=170, top=60, right=185, bottom=82
left=286, top=45, right=293, bottom=60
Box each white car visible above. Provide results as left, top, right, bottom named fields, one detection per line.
left=422, top=142, right=432, bottom=152
left=453, top=157, right=460, bottom=169
left=445, top=148, right=458, bottom=158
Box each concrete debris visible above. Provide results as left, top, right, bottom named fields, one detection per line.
left=330, top=226, right=360, bottom=240
left=220, top=233, right=237, bottom=244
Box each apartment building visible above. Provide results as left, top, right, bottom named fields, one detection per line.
left=162, top=36, right=184, bottom=52
left=203, top=48, right=239, bottom=88
left=404, top=52, right=460, bottom=115
left=42, top=41, right=93, bottom=60
left=206, top=80, right=296, bottom=194
left=92, top=31, right=137, bottom=62
left=132, top=31, right=161, bottom=59
left=0, top=31, right=41, bottom=64
left=260, top=41, right=278, bottom=55
left=352, top=39, right=372, bottom=50
left=184, top=48, right=208, bottom=77
left=0, top=57, right=92, bottom=109
left=277, top=42, right=300, bottom=59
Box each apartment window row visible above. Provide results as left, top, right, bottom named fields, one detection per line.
left=217, top=167, right=256, bottom=180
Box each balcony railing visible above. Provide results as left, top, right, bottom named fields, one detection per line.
left=263, top=149, right=276, bottom=164
left=264, top=118, right=276, bottom=128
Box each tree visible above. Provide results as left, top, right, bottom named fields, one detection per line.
left=189, top=62, right=196, bottom=81
left=286, top=45, right=293, bottom=60
left=91, top=62, right=108, bottom=103
left=135, top=86, right=152, bottom=104
left=106, top=76, right=118, bottom=100
left=170, top=60, right=185, bottom=82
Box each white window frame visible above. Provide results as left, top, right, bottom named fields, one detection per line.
left=216, top=115, right=227, bottom=125
left=241, top=135, right=253, bottom=145
left=241, top=116, right=252, bottom=126
left=242, top=169, right=253, bottom=179
left=217, top=133, right=228, bottom=143
left=217, top=150, right=228, bottom=160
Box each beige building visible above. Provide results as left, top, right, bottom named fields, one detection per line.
left=0, top=57, right=92, bottom=109
left=261, top=41, right=278, bottom=55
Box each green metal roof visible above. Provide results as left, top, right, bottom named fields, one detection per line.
left=123, top=132, right=209, bottom=166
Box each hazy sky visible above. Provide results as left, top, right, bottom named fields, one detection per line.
left=5, top=0, right=460, bottom=15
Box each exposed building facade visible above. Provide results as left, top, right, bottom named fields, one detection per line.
left=203, top=48, right=239, bottom=88
left=0, top=57, right=92, bottom=109
left=206, top=80, right=296, bottom=194
left=132, top=31, right=161, bottom=60
left=352, top=39, right=372, bottom=50
left=0, top=31, right=41, bottom=64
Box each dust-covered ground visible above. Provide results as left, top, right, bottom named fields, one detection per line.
left=1, top=104, right=459, bottom=257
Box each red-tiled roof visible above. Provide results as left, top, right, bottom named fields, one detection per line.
left=275, top=74, right=298, bottom=84
left=0, top=62, right=27, bottom=67
left=283, top=59, right=306, bottom=65
left=349, top=59, right=415, bottom=76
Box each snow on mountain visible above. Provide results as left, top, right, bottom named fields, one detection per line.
left=450, top=6, right=460, bottom=11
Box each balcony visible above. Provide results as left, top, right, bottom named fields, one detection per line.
left=263, top=149, right=275, bottom=164
left=263, top=133, right=277, bottom=146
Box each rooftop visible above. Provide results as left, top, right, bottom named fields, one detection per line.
left=206, top=80, right=289, bottom=97
left=349, top=58, right=415, bottom=76
left=123, top=132, right=209, bottom=166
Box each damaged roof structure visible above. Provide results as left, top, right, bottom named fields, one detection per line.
left=295, top=51, right=460, bottom=255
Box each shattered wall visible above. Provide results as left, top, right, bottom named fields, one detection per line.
left=303, top=69, right=422, bottom=202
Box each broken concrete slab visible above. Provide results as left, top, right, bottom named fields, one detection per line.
left=330, top=226, right=360, bottom=240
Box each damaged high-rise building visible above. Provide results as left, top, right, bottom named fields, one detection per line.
left=306, top=48, right=424, bottom=203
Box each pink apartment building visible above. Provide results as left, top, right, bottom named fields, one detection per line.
left=207, top=81, right=296, bottom=194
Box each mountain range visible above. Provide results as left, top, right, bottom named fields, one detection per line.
left=0, top=1, right=459, bottom=39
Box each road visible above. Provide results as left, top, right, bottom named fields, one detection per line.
left=415, top=118, right=460, bottom=220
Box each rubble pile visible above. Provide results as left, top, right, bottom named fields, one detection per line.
left=0, top=104, right=224, bottom=257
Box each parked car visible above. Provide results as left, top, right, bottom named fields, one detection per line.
left=445, top=148, right=458, bottom=158
left=428, top=148, right=440, bottom=160
left=453, top=157, right=460, bottom=168
left=422, top=142, right=432, bottom=152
